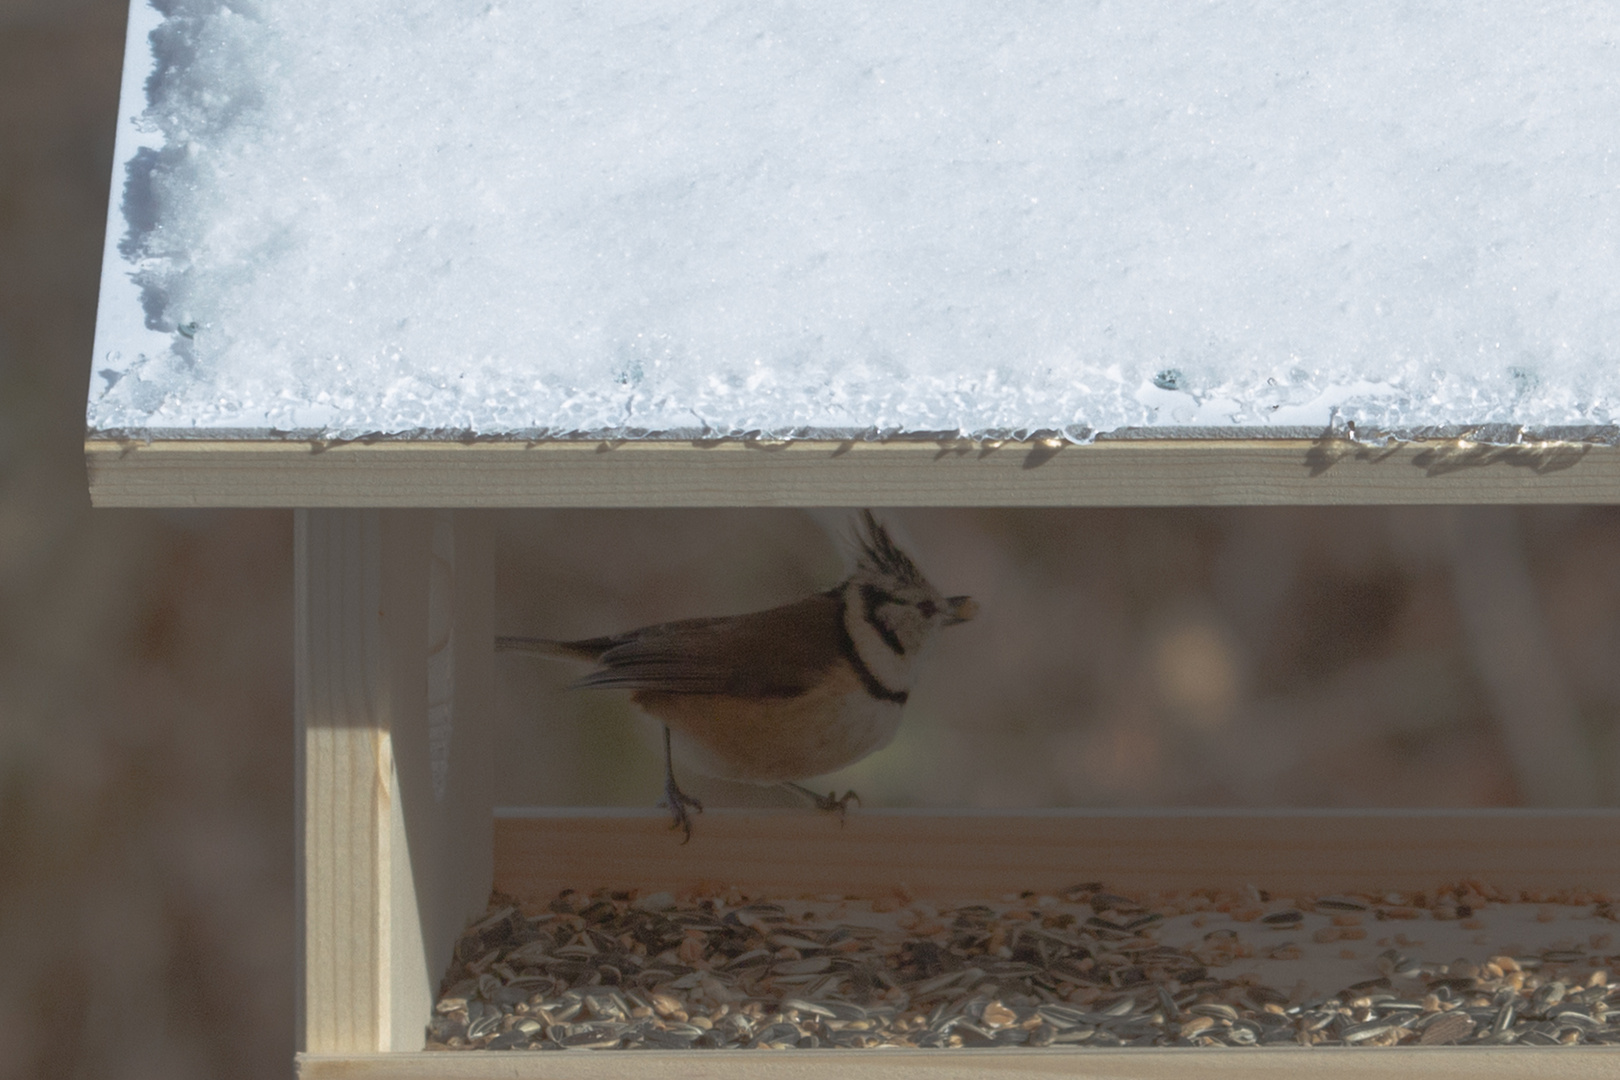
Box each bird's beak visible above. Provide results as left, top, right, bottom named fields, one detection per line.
left=944, top=595, right=978, bottom=625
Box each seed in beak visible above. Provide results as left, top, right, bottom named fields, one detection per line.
left=944, top=596, right=978, bottom=625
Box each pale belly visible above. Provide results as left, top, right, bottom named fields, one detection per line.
left=635, top=664, right=906, bottom=784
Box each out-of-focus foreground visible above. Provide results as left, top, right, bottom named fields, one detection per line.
left=1, top=2, right=293, bottom=1078
left=5, top=3, right=1620, bottom=1078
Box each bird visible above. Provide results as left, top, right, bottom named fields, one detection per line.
left=496, top=510, right=977, bottom=841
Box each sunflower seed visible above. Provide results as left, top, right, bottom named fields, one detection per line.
left=562, top=1025, right=624, bottom=1048
left=772, top=934, right=827, bottom=951
left=773, top=955, right=831, bottom=975
left=1315, top=896, right=1369, bottom=912
left=1551, top=1009, right=1602, bottom=1032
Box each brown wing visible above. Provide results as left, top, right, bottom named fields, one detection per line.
left=568, top=591, right=846, bottom=699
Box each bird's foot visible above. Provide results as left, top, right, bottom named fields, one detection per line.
left=784, top=782, right=861, bottom=823
left=661, top=778, right=704, bottom=844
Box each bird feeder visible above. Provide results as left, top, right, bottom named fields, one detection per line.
left=89, top=1, right=1620, bottom=1076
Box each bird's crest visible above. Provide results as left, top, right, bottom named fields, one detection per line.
left=852, top=510, right=926, bottom=587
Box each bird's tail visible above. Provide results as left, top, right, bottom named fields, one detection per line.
left=494, top=635, right=615, bottom=662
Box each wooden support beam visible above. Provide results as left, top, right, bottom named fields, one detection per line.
left=296, top=510, right=494, bottom=1053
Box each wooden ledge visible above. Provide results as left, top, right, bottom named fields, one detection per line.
left=491, top=809, right=1620, bottom=902
left=87, top=438, right=1620, bottom=508
left=295, top=1046, right=1620, bottom=1079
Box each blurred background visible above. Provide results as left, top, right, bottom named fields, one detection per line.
left=5, top=1, right=1620, bottom=1077
left=496, top=505, right=1620, bottom=812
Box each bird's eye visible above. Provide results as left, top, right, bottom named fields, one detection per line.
left=917, top=600, right=938, bottom=618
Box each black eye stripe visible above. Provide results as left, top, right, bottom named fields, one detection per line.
left=859, top=582, right=907, bottom=656
left=860, top=584, right=901, bottom=606
left=835, top=589, right=909, bottom=704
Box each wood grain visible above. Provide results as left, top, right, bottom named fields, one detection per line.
left=295, top=1046, right=1620, bottom=1079
left=297, top=510, right=496, bottom=1054
left=87, top=438, right=1620, bottom=508
left=297, top=510, right=388, bottom=1054
left=492, top=809, right=1620, bottom=903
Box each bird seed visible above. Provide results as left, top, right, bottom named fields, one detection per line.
left=427, top=883, right=1620, bottom=1051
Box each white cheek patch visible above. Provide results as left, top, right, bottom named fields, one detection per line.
left=845, top=602, right=915, bottom=693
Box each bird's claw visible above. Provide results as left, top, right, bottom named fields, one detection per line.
left=662, top=781, right=704, bottom=844
left=782, top=781, right=861, bottom=824
left=812, top=788, right=861, bottom=823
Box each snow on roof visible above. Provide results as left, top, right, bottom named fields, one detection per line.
left=89, top=0, right=1620, bottom=442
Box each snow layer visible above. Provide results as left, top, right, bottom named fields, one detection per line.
left=91, top=0, right=1620, bottom=440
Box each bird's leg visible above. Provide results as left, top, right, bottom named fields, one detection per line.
left=783, top=781, right=861, bottom=821
left=660, top=726, right=703, bottom=843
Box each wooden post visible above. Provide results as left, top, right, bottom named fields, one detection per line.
left=296, top=509, right=494, bottom=1053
